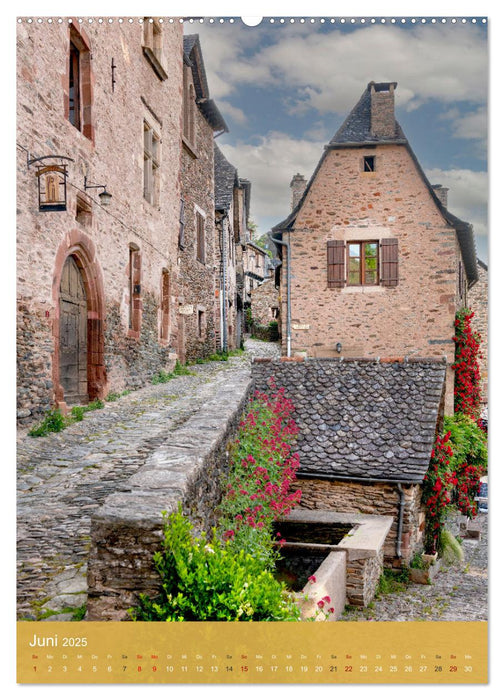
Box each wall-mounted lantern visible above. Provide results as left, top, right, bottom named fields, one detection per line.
left=84, top=176, right=112, bottom=206
left=28, top=155, right=74, bottom=212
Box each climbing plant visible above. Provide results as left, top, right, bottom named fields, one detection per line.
left=452, top=308, right=482, bottom=420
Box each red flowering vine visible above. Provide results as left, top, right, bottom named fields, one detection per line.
left=422, top=431, right=454, bottom=554
left=218, top=379, right=302, bottom=568
left=452, top=308, right=482, bottom=420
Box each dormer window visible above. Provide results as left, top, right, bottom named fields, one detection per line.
left=363, top=155, right=375, bottom=172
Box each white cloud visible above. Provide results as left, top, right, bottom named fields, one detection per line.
left=425, top=167, right=488, bottom=241
left=217, top=132, right=325, bottom=224
left=197, top=23, right=487, bottom=114
left=219, top=100, right=248, bottom=125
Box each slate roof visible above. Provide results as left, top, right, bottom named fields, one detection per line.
left=214, top=144, right=238, bottom=212
left=272, top=81, right=478, bottom=286
left=183, top=34, right=228, bottom=134
left=329, top=82, right=406, bottom=145
left=252, top=358, right=447, bottom=484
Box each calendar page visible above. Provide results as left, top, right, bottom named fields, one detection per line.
left=15, top=8, right=489, bottom=688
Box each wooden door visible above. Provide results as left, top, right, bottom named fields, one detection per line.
left=59, top=256, right=88, bottom=404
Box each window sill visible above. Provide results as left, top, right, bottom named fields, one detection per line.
left=340, top=285, right=386, bottom=294
left=182, top=136, right=198, bottom=159
left=142, top=46, right=168, bottom=81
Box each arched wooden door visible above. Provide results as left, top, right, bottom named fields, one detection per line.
left=59, top=255, right=88, bottom=404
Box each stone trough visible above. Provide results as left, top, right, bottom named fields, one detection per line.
left=275, top=509, right=393, bottom=619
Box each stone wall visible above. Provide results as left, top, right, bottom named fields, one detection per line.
left=468, top=260, right=488, bottom=403
left=87, top=368, right=253, bottom=620
left=298, top=478, right=423, bottom=565
left=279, top=142, right=463, bottom=413
left=16, top=19, right=183, bottom=422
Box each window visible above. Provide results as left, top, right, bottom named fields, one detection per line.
left=363, top=155, right=375, bottom=172
left=144, top=121, right=160, bottom=206
left=142, top=18, right=168, bottom=80
left=458, top=260, right=465, bottom=299
left=183, top=65, right=196, bottom=147
left=347, top=241, right=379, bottom=285
left=196, top=211, right=205, bottom=264
left=198, top=309, right=205, bottom=338
left=327, top=239, right=398, bottom=288
left=69, top=40, right=81, bottom=130
left=160, top=269, right=170, bottom=341
left=67, top=27, right=93, bottom=140
left=128, top=246, right=141, bottom=335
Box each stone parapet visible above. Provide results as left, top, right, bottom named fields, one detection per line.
left=86, top=369, right=252, bottom=620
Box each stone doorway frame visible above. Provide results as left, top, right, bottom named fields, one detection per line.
left=52, top=230, right=106, bottom=410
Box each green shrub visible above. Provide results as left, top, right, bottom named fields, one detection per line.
left=409, top=551, right=428, bottom=570
left=70, top=406, right=85, bottom=422
left=439, top=529, right=464, bottom=565
left=28, top=409, right=67, bottom=437
left=376, top=566, right=410, bottom=594
left=130, top=509, right=300, bottom=622
left=444, top=413, right=487, bottom=472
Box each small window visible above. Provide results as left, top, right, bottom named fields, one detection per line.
left=128, top=246, right=141, bottom=334
left=198, top=309, right=205, bottom=338
left=67, top=27, right=93, bottom=140
left=69, top=40, right=81, bottom=130
left=363, top=156, right=375, bottom=172
left=196, top=211, right=205, bottom=264
left=144, top=121, right=160, bottom=206
left=160, top=269, right=170, bottom=341
left=183, top=65, right=196, bottom=147
left=347, top=241, right=379, bottom=286
left=142, top=18, right=168, bottom=80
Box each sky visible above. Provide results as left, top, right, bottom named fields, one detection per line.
left=185, top=16, right=488, bottom=262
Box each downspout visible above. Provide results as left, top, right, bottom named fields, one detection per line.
left=220, top=213, right=228, bottom=353
left=396, top=484, right=405, bottom=558
left=269, top=233, right=291, bottom=357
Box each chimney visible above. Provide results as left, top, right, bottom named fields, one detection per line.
left=290, top=173, right=307, bottom=210
left=369, top=81, right=397, bottom=140
left=432, top=184, right=449, bottom=208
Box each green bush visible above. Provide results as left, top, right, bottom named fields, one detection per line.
left=130, top=509, right=300, bottom=622
left=444, top=413, right=487, bottom=472
left=28, top=409, right=67, bottom=437
left=70, top=406, right=85, bottom=422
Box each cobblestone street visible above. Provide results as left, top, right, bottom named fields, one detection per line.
left=16, top=339, right=279, bottom=620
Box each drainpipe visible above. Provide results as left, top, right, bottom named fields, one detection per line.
left=396, top=484, right=406, bottom=558
left=219, top=213, right=228, bottom=353
left=269, top=233, right=291, bottom=357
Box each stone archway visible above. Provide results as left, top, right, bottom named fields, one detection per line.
left=52, top=230, right=106, bottom=408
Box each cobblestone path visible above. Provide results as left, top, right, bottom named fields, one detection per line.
left=16, top=339, right=280, bottom=620
left=342, top=513, right=487, bottom=622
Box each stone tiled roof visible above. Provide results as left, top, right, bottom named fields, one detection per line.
left=329, top=83, right=406, bottom=145
left=183, top=34, right=228, bottom=133
left=252, top=358, right=447, bottom=483
left=214, top=144, right=238, bottom=212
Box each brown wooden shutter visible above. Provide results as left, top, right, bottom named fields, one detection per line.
left=327, top=240, right=345, bottom=288
left=380, top=238, right=399, bottom=287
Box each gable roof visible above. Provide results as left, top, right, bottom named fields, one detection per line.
left=272, top=81, right=478, bottom=286
left=183, top=34, right=228, bottom=134
left=214, top=143, right=238, bottom=212
left=252, top=357, right=446, bottom=484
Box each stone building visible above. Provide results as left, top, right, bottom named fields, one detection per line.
left=16, top=18, right=184, bottom=423
left=178, top=35, right=228, bottom=363
left=272, top=81, right=478, bottom=413
left=252, top=356, right=447, bottom=566
left=250, top=276, right=280, bottom=327
left=214, top=144, right=250, bottom=351
left=468, top=258, right=489, bottom=404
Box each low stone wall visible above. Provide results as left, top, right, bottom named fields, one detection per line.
left=86, top=369, right=252, bottom=620
left=280, top=510, right=393, bottom=610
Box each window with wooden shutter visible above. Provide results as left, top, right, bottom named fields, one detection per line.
left=380, top=238, right=399, bottom=287
left=327, top=240, right=345, bottom=288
